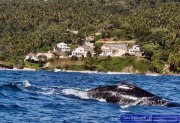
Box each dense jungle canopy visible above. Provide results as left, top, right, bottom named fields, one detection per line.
left=0, top=0, right=179, bottom=72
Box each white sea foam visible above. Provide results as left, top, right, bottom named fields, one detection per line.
left=107, top=72, right=133, bottom=75
left=145, top=73, right=161, bottom=76
left=37, top=88, right=55, bottom=95
left=62, top=89, right=89, bottom=99
left=39, top=91, right=54, bottom=95
left=54, top=69, right=61, bottom=72
left=98, top=98, right=106, bottom=102
left=41, top=90, right=55, bottom=95
left=23, top=80, right=31, bottom=87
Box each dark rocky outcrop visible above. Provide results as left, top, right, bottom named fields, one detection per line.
left=0, top=64, right=13, bottom=69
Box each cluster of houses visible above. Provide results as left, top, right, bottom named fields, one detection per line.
left=24, top=37, right=143, bottom=63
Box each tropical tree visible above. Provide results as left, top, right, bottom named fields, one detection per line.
left=94, top=42, right=103, bottom=56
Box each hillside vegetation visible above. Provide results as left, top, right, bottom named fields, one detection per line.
left=0, top=0, right=179, bottom=73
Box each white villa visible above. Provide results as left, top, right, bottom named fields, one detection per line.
left=100, top=45, right=113, bottom=56
left=70, top=47, right=87, bottom=57
left=100, top=44, right=127, bottom=57
left=54, top=42, right=71, bottom=52
left=128, top=45, right=142, bottom=56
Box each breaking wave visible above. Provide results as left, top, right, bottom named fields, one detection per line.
left=0, top=80, right=63, bottom=96
left=145, top=73, right=161, bottom=76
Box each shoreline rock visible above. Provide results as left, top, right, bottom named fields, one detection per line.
left=0, top=66, right=179, bottom=76
left=0, top=64, right=13, bottom=69
left=53, top=69, right=180, bottom=76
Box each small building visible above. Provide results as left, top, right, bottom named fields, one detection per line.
left=54, top=42, right=71, bottom=52
left=100, top=44, right=127, bottom=57
left=128, top=45, right=142, bottom=56
left=70, top=47, right=87, bottom=57
left=100, top=45, right=113, bottom=56
left=24, top=53, right=39, bottom=63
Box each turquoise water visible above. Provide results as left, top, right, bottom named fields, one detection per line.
left=0, top=70, right=179, bottom=122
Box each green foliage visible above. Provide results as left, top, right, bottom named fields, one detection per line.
left=142, top=43, right=161, bottom=60
left=133, top=60, right=151, bottom=73
left=69, top=44, right=78, bottom=50
left=95, top=57, right=134, bottom=72
left=24, top=62, right=40, bottom=69
left=107, top=55, right=112, bottom=61
left=67, top=65, right=85, bottom=71
left=105, top=57, right=134, bottom=71
left=84, top=52, right=96, bottom=69
left=151, top=60, right=165, bottom=73
left=0, top=51, right=6, bottom=60
left=108, top=29, right=127, bottom=40
left=0, top=0, right=179, bottom=73
left=94, top=42, right=103, bottom=56
left=94, top=35, right=103, bottom=41
left=38, top=55, right=47, bottom=67
left=168, top=52, right=180, bottom=72
left=86, top=52, right=92, bottom=58
left=70, top=56, right=78, bottom=61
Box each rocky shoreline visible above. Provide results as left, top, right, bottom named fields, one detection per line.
left=53, top=69, right=179, bottom=76
left=0, top=65, right=179, bottom=76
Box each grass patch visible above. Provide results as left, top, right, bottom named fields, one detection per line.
left=67, top=65, right=85, bottom=71
left=24, top=62, right=40, bottom=69
left=0, top=61, right=13, bottom=66
left=96, top=57, right=134, bottom=72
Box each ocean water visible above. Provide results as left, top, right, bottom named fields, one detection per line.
left=0, top=70, right=179, bottom=123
